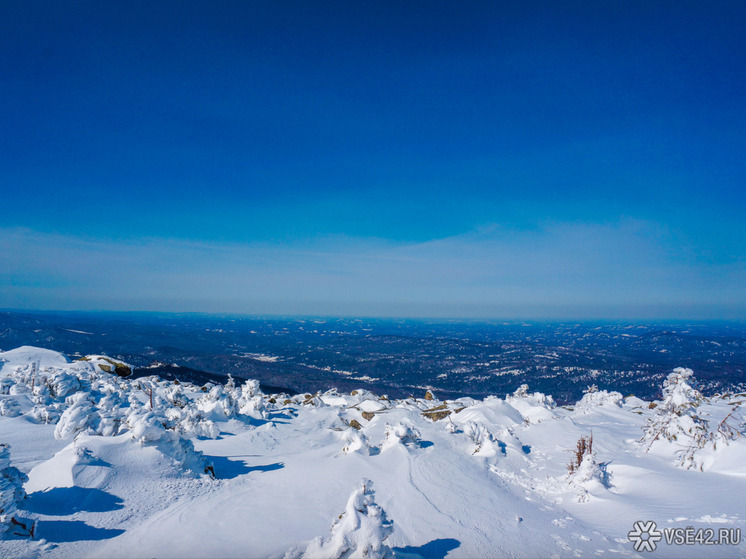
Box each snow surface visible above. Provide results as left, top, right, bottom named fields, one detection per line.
left=0, top=347, right=744, bottom=558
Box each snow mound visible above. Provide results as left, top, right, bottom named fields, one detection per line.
left=0, top=346, right=71, bottom=372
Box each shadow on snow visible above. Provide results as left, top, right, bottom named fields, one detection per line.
left=23, top=486, right=124, bottom=516
left=207, top=455, right=284, bottom=480
left=394, top=538, right=461, bottom=559
left=35, top=520, right=125, bottom=543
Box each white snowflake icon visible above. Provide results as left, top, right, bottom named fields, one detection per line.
left=628, top=520, right=662, bottom=552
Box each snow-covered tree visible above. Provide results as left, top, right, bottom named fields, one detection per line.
left=301, top=479, right=394, bottom=559
left=512, top=384, right=529, bottom=398
left=0, top=444, right=29, bottom=536
left=381, top=423, right=420, bottom=451
left=711, top=404, right=745, bottom=448
left=0, top=398, right=21, bottom=418
left=566, top=434, right=611, bottom=502
left=54, top=392, right=100, bottom=439
left=462, top=420, right=502, bottom=456
left=237, top=379, right=266, bottom=418
left=641, top=367, right=709, bottom=468
left=341, top=429, right=371, bottom=456
left=574, top=387, right=623, bottom=414
left=505, top=385, right=556, bottom=424
left=197, top=384, right=238, bottom=420
left=567, top=434, right=594, bottom=478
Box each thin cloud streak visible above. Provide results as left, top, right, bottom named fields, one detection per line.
left=1, top=223, right=744, bottom=319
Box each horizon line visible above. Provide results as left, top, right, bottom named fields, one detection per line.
left=3, top=307, right=745, bottom=324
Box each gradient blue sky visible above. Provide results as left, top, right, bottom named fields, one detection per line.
left=2, top=1, right=745, bottom=318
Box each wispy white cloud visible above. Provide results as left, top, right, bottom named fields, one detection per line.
left=1, top=222, right=743, bottom=318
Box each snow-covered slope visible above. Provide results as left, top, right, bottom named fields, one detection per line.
left=0, top=347, right=744, bottom=558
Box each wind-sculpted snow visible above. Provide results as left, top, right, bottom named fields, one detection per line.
left=0, top=346, right=745, bottom=558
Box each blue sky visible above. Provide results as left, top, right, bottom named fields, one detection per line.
left=1, top=1, right=745, bottom=318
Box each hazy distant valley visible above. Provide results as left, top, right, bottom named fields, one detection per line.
left=2, top=311, right=744, bottom=404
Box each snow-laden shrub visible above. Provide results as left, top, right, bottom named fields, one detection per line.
left=710, top=403, right=745, bottom=448
left=566, top=434, right=610, bottom=502
left=52, top=381, right=131, bottom=437
left=30, top=403, right=61, bottom=424
left=0, top=398, right=21, bottom=417
left=341, top=429, right=370, bottom=456
left=55, top=392, right=100, bottom=440
left=505, top=384, right=556, bottom=424
left=301, top=480, right=394, bottom=559
left=164, top=384, right=188, bottom=408
left=512, top=384, right=530, bottom=398
left=128, top=410, right=169, bottom=443
left=642, top=368, right=709, bottom=468
left=660, top=368, right=704, bottom=411
left=72, top=444, right=98, bottom=466
left=135, top=379, right=167, bottom=410
left=157, top=432, right=214, bottom=476
left=0, top=378, right=14, bottom=395
left=8, top=382, right=29, bottom=396
left=97, top=391, right=126, bottom=414
left=381, top=423, right=420, bottom=452
left=506, top=384, right=555, bottom=407
left=128, top=409, right=214, bottom=476
left=574, top=387, right=623, bottom=413
left=239, top=378, right=260, bottom=399
left=444, top=418, right=460, bottom=434
left=166, top=407, right=220, bottom=439
left=31, top=381, right=51, bottom=402
left=48, top=372, right=81, bottom=399
left=197, top=385, right=238, bottom=420
left=462, top=420, right=503, bottom=456
left=96, top=415, right=124, bottom=437
left=184, top=416, right=220, bottom=439
left=0, top=444, right=28, bottom=535
left=237, top=379, right=266, bottom=418
left=567, top=434, right=593, bottom=478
